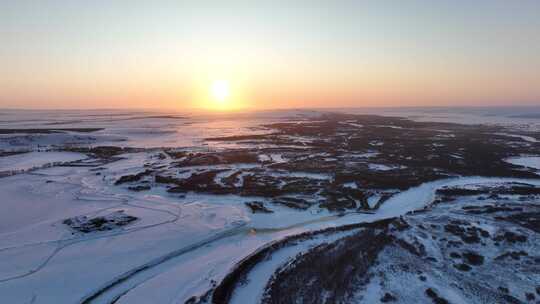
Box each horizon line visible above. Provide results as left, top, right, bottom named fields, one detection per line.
left=1, top=104, right=540, bottom=112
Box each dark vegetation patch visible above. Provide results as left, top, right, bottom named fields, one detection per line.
left=0, top=128, right=103, bottom=134
left=65, top=146, right=127, bottom=159
left=439, top=184, right=540, bottom=198
left=462, top=205, right=524, bottom=214
left=245, top=201, right=274, bottom=214
left=115, top=170, right=153, bottom=185
left=201, top=189, right=540, bottom=304
left=437, top=188, right=486, bottom=196
left=0, top=151, right=26, bottom=157
left=63, top=210, right=137, bottom=233
left=395, top=237, right=426, bottom=257
left=495, top=211, right=540, bottom=233
left=493, top=231, right=528, bottom=243
left=172, top=151, right=259, bottom=167
left=205, top=134, right=279, bottom=141
left=167, top=170, right=229, bottom=193
left=261, top=227, right=393, bottom=304
left=450, top=251, right=461, bottom=259
left=122, top=115, right=186, bottom=120
left=128, top=185, right=151, bottom=191
left=118, top=113, right=540, bottom=213
left=390, top=217, right=411, bottom=231
left=462, top=251, right=484, bottom=265
left=425, top=288, right=449, bottom=304
left=334, top=169, right=446, bottom=190
left=444, top=223, right=488, bottom=244
left=380, top=292, right=397, bottom=302
left=208, top=219, right=395, bottom=304
left=495, top=250, right=528, bottom=261
left=272, top=197, right=312, bottom=210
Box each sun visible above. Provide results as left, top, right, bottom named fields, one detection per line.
left=198, top=78, right=246, bottom=111
left=211, top=80, right=230, bottom=104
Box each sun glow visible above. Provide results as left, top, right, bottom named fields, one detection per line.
left=211, top=80, right=230, bottom=104
left=192, top=75, right=249, bottom=111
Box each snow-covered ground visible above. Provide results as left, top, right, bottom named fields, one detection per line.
left=1, top=108, right=540, bottom=303
left=368, top=163, right=406, bottom=171
left=229, top=229, right=360, bottom=304
left=495, top=132, right=539, bottom=143
left=0, top=151, right=86, bottom=173
left=3, top=145, right=539, bottom=304
left=504, top=155, right=540, bottom=170
left=202, top=177, right=540, bottom=304
left=0, top=155, right=249, bottom=303
left=0, top=109, right=296, bottom=151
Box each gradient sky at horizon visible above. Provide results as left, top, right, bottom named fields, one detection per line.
left=1, top=0, right=540, bottom=110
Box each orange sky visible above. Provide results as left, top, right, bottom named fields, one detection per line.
left=1, top=1, right=539, bottom=110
